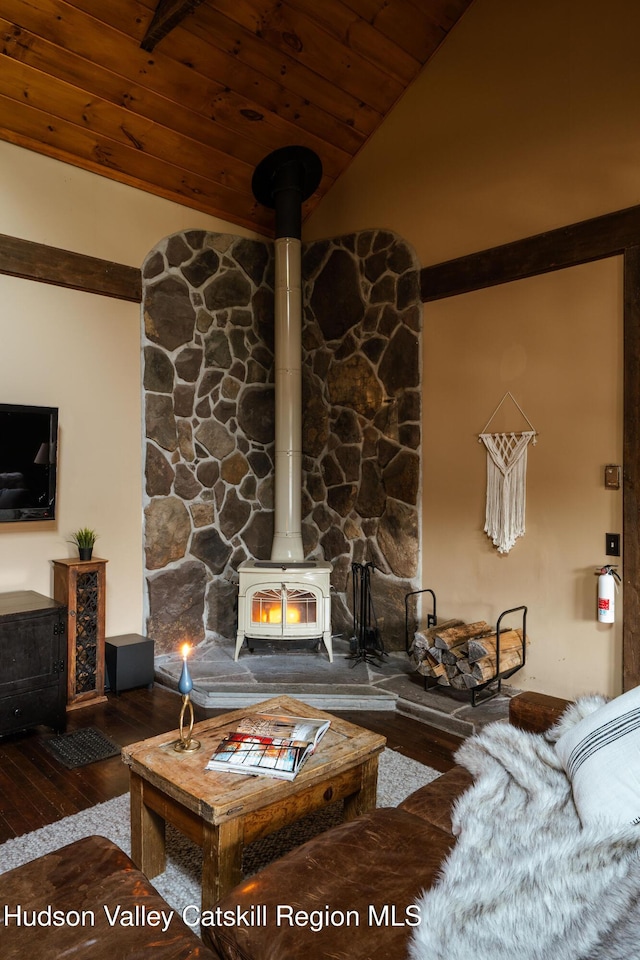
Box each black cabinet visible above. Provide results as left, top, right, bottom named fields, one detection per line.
left=0, top=590, right=67, bottom=736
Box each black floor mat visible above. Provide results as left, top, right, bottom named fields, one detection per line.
left=43, top=727, right=121, bottom=768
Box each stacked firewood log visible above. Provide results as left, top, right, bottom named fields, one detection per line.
left=411, top=618, right=525, bottom=690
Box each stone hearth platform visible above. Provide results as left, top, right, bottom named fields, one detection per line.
left=155, top=637, right=517, bottom=738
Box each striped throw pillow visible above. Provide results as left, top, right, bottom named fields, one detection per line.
left=555, top=684, right=640, bottom=826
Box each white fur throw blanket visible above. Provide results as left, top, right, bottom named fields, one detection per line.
left=409, top=699, right=640, bottom=960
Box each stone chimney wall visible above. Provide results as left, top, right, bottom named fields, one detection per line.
left=142, top=228, right=421, bottom=655
left=301, top=231, right=422, bottom=642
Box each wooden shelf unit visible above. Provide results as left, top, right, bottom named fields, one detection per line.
left=52, top=558, right=108, bottom=710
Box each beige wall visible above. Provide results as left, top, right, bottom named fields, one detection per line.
left=0, top=140, right=258, bottom=636
left=306, top=0, right=640, bottom=264
left=424, top=260, right=623, bottom=698
left=306, top=0, right=635, bottom=698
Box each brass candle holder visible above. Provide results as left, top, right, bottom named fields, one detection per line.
left=174, top=644, right=201, bottom=753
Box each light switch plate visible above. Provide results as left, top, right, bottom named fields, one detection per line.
left=606, top=533, right=621, bottom=556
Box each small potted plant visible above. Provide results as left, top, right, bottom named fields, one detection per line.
left=69, top=528, right=98, bottom=561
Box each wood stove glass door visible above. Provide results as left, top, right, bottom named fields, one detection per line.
left=249, top=583, right=320, bottom=638
left=282, top=588, right=317, bottom=636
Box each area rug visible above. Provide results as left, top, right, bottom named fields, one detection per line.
left=42, top=727, right=121, bottom=768
left=0, top=747, right=439, bottom=932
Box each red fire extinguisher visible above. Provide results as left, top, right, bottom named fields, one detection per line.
left=597, top=565, right=621, bottom=623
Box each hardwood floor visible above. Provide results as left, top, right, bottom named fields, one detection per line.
left=0, top=685, right=462, bottom=844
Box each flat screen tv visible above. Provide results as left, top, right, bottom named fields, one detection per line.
left=0, top=403, right=58, bottom=522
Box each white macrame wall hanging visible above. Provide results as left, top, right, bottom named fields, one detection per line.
left=479, top=392, right=537, bottom=555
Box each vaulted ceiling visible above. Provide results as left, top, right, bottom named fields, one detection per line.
left=0, top=0, right=474, bottom=235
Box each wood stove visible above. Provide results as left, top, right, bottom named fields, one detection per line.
left=235, top=560, right=333, bottom=660
left=235, top=147, right=334, bottom=661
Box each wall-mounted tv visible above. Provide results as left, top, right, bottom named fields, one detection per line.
left=0, top=403, right=58, bottom=522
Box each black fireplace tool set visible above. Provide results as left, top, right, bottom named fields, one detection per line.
left=348, top=562, right=387, bottom=667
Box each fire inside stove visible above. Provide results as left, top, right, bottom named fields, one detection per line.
left=251, top=588, right=317, bottom=626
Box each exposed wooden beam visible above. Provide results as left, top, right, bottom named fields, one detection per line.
left=420, top=204, right=640, bottom=301
left=0, top=233, right=142, bottom=302
left=140, top=0, right=207, bottom=53
left=623, top=245, right=640, bottom=691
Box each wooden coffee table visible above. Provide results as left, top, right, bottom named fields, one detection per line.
left=121, top=694, right=386, bottom=910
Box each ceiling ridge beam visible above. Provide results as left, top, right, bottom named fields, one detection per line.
left=140, top=0, right=206, bottom=53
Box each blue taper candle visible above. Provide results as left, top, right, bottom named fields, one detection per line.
left=178, top=645, right=193, bottom=695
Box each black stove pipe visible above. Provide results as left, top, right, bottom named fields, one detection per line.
left=252, top=145, right=322, bottom=239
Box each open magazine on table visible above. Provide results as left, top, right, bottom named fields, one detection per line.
left=206, top=712, right=331, bottom=781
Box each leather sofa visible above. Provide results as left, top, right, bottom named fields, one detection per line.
left=203, top=691, right=569, bottom=960
left=0, top=833, right=216, bottom=960
left=0, top=692, right=567, bottom=960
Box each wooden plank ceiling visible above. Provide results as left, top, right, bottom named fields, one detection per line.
left=0, top=0, right=474, bottom=235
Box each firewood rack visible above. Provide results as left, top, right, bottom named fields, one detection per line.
left=404, top=589, right=527, bottom=706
